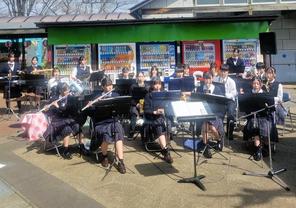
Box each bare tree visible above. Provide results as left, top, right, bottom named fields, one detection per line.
left=0, top=0, right=141, bottom=17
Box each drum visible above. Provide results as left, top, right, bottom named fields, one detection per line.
left=20, top=112, right=49, bottom=141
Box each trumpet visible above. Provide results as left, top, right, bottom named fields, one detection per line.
left=81, top=89, right=115, bottom=111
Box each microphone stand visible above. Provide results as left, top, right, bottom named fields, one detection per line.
left=239, top=103, right=290, bottom=191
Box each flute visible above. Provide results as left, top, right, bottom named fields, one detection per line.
left=81, top=88, right=115, bottom=111
left=39, top=94, right=69, bottom=112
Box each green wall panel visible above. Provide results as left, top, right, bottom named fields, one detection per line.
left=48, top=21, right=269, bottom=44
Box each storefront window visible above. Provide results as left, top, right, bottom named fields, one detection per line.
left=224, top=0, right=248, bottom=4
left=196, top=0, right=219, bottom=5
left=252, top=0, right=276, bottom=3
left=24, top=38, right=52, bottom=69
left=0, top=39, right=22, bottom=63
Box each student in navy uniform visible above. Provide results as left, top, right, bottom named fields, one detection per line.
left=182, top=64, right=190, bottom=77
left=148, top=65, right=161, bottom=81
left=25, top=56, right=42, bottom=74
left=226, top=48, right=245, bottom=75
left=263, top=66, right=283, bottom=143
left=121, top=67, right=130, bottom=79
left=0, top=52, right=22, bottom=112
left=129, top=72, right=149, bottom=138
left=197, top=72, right=224, bottom=158
left=24, top=56, right=43, bottom=108
left=256, top=62, right=267, bottom=84
left=71, top=55, right=91, bottom=83
left=243, top=77, right=271, bottom=161
left=90, top=78, right=126, bottom=174
left=43, top=82, right=84, bottom=159
left=144, top=78, right=173, bottom=164
left=213, top=64, right=237, bottom=140
left=0, top=52, right=22, bottom=75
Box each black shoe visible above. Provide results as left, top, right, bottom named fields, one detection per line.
left=101, top=155, right=109, bottom=167
left=79, top=143, right=89, bottom=156
left=253, top=147, right=262, bottom=161
left=117, top=160, right=126, bottom=174
left=161, top=148, right=173, bottom=164
left=62, top=148, right=72, bottom=160
left=203, top=146, right=212, bottom=159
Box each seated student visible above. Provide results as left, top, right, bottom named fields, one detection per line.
left=148, top=65, right=161, bottom=81
left=263, top=66, right=284, bottom=142
left=213, top=64, right=237, bottom=140
left=23, top=56, right=44, bottom=108
left=121, top=67, right=130, bottom=79
left=47, top=67, right=61, bottom=99
left=243, top=77, right=271, bottom=161
left=197, top=72, right=224, bottom=158
left=90, top=78, right=126, bottom=174
left=256, top=62, right=267, bottom=84
left=182, top=64, right=190, bottom=77
left=129, top=72, right=149, bottom=138
left=172, top=68, right=184, bottom=79
left=43, top=82, right=85, bottom=159
left=144, top=78, right=173, bottom=163
left=209, top=62, right=219, bottom=79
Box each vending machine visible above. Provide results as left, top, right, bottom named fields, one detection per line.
left=136, top=42, right=177, bottom=77
left=54, top=44, right=91, bottom=76
left=181, top=40, right=221, bottom=73
left=222, top=39, right=262, bottom=71
left=98, top=43, right=136, bottom=82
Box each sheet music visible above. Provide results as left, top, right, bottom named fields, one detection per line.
left=170, top=101, right=208, bottom=118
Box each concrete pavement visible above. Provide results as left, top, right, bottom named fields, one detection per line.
left=0, top=86, right=295, bottom=208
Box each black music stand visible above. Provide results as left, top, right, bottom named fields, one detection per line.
left=170, top=101, right=216, bottom=191
left=181, top=76, right=195, bottom=92
left=191, top=93, right=230, bottom=158
left=131, top=86, right=148, bottom=100
left=238, top=94, right=289, bottom=191
left=116, top=79, right=136, bottom=96
left=89, top=71, right=105, bottom=90
left=168, top=78, right=182, bottom=91
left=91, top=96, right=132, bottom=178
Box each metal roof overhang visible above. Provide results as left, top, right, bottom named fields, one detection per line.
left=36, top=16, right=277, bottom=45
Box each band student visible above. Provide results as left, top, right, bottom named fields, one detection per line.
left=243, top=77, right=270, bottom=161
left=43, top=82, right=85, bottom=159
left=197, top=72, right=224, bottom=158
left=263, top=66, right=284, bottom=143
left=48, top=67, right=61, bottom=99
left=144, top=78, right=173, bottom=164
left=182, top=64, right=190, bottom=77
left=24, top=56, right=43, bottom=108
left=71, top=55, right=91, bottom=85
left=256, top=62, right=267, bottom=84
left=25, top=56, right=42, bottom=74
left=121, top=67, right=130, bottom=79
left=148, top=65, right=161, bottom=81
left=0, top=52, right=22, bottom=112
left=226, top=48, right=245, bottom=75
left=90, top=78, right=126, bottom=174
left=129, top=71, right=148, bottom=138
left=214, top=64, right=237, bottom=140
